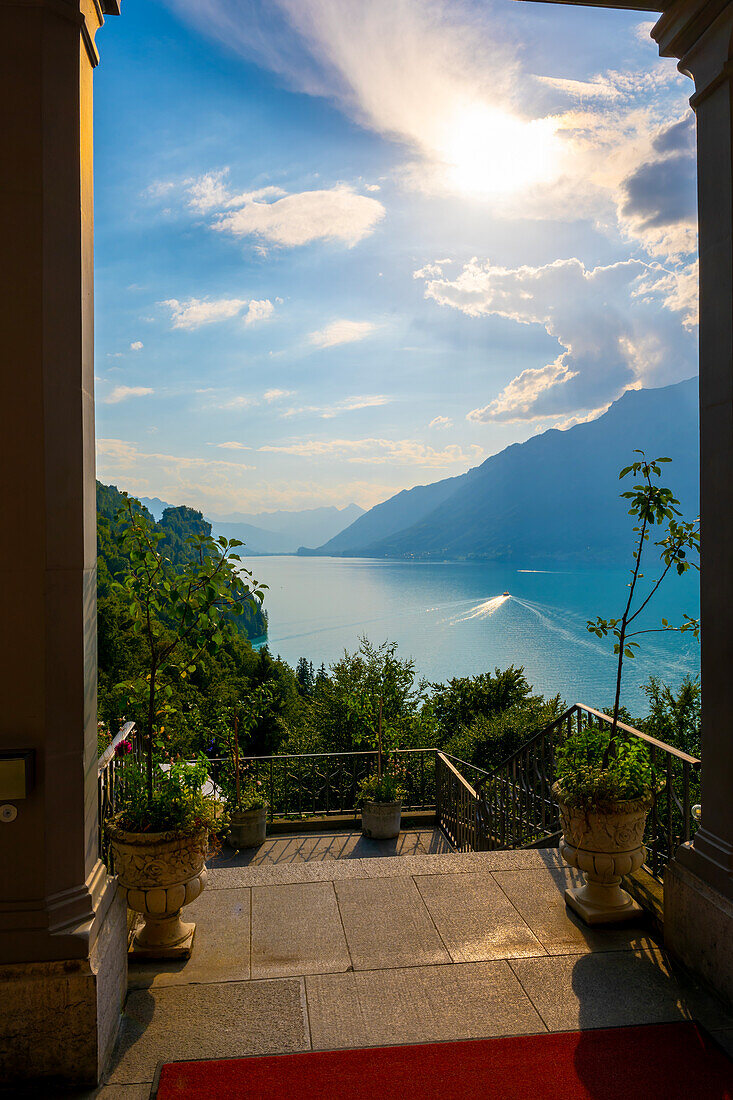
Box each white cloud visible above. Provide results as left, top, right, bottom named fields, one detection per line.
left=309, top=319, right=377, bottom=348
left=185, top=169, right=287, bottom=214
left=417, top=255, right=697, bottom=421
left=216, top=395, right=257, bottom=411
left=105, top=385, right=154, bottom=405
left=165, top=1, right=694, bottom=269
left=260, top=437, right=483, bottom=467
left=130, top=341, right=144, bottom=351
left=245, top=299, right=275, bottom=325
left=96, top=437, right=395, bottom=512
left=145, top=180, right=176, bottom=200
left=214, top=184, right=384, bottom=248
left=365, top=183, right=381, bottom=192
left=162, top=296, right=274, bottom=330
left=186, top=169, right=233, bottom=213
left=215, top=441, right=250, bottom=450
left=283, top=395, right=391, bottom=419
left=264, top=388, right=294, bottom=402
left=429, top=415, right=453, bottom=429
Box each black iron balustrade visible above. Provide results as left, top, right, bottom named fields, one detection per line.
left=96, top=705, right=699, bottom=883
left=469, top=703, right=700, bottom=881
left=97, top=720, right=141, bottom=869
left=435, top=752, right=491, bottom=851
left=206, top=747, right=436, bottom=821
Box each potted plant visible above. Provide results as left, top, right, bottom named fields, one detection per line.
left=106, top=496, right=264, bottom=957
left=107, top=756, right=218, bottom=958
left=554, top=453, right=699, bottom=924
left=220, top=693, right=271, bottom=849
left=357, top=697, right=406, bottom=839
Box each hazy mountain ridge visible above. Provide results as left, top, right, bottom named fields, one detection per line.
left=137, top=497, right=366, bottom=554
left=305, top=379, right=699, bottom=565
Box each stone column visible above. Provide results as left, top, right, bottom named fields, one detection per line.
left=652, top=0, right=733, bottom=1003
left=0, top=0, right=125, bottom=1086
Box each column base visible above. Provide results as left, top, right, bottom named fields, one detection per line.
left=0, top=880, right=127, bottom=1087
left=665, top=849, right=733, bottom=1009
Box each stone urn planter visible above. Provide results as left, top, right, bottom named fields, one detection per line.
left=107, top=826, right=209, bottom=959
left=553, top=782, right=652, bottom=925
left=361, top=800, right=401, bottom=840
left=226, top=806, right=267, bottom=849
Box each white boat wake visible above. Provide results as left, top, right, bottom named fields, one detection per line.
left=451, top=594, right=510, bottom=623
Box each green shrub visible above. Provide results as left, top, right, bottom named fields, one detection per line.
left=357, top=771, right=406, bottom=805
left=108, top=756, right=219, bottom=834
left=554, top=726, right=654, bottom=808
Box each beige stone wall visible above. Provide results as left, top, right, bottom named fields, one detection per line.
left=0, top=886, right=127, bottom=1086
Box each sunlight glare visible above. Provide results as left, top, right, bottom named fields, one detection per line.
left=440, top=103, right=560, bottom=197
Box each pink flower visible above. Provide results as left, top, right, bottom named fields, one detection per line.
left=115, top=740, right=132, bottom=757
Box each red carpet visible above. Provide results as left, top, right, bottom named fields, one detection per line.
left=155, top=1022, right=733, bottom=1099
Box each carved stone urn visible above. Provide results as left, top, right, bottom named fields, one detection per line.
left=226, top=806, right=267, bottom=849
left=107, top=826, right=209, bottom=959
left=361, top=800, right=401, bottom=840
left=553, top=783, right=652, bottom=925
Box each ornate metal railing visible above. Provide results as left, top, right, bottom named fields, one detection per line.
left=97, top=720, right=141, bottom=868
left=435, top=752, right=491, bottom=851
left=206, top=747, right=436, bottom=821
left=471, top=704, right=701, bottom=881
left=96, top=706, right=699, bottom=882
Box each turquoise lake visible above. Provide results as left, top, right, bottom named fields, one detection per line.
left=247, top=556, right=700, bottom=717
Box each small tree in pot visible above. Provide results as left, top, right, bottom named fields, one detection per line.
left=554, top=453, right=699, bottom=924
left=218, top=688, right=271, bottom=849
left=355, top=696, right=406, bottom=840
left=106, top=496, right=265, bottom=957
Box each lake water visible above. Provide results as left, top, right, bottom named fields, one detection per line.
left=247, top=556, right=700, bottom=717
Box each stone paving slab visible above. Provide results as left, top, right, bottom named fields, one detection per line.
left=361, top=849, right=560, bottom=878
left=209, top=829, right=445, bottom=870
left=492, top=865, right=647, bottom=955
left=128, top=887, right=251, bottom=990
left=334, top=877, right=451, bottom=970
left=251, top=881, right=351, bottom=979
left=509, top=944, right=694, bottom=1032
left=207, top=847, right=557, bottom=889
left=414, top=872, right=547, bottom=962
left=107, top=978, right=309, bottom=1085
left=306, top=960, right=546, bottom=1050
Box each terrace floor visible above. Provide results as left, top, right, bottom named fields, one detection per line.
left=31, top=833, right=733, bottom=1097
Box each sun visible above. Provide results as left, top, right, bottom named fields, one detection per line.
left=439, top=102, right=560, bottom=198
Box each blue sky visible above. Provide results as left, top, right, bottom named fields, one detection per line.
left=94, top=0, right=698, bottom=518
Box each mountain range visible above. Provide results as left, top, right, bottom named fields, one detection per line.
left=138, top=498, right=365, bottom=554
left=305, top=378, right=699, bottom=565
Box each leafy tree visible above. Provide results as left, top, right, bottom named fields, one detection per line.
left=295, top=657, right=316, bottom=697
left=429, top=666, right=532, bottom=744
left=640, top=674, right=701, bottom=759
left=112, top=494, right=265, bottom=799
left=587, top=452, right=699, bottom=745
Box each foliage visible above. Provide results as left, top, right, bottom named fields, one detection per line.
left=357, top=770, right=406, bottom=805
left=640, top=674, right=701, bottom=759
left=554, top=726, right=654, bottom=807
left=229, top=773, right=268, bottom=812
left=110, top=491, right=265, bottom=812
left=445, top=695, right=564, bottom=774
left=430, top=666, right=533, bottom=743
left=586, top=452, right=699, bottom=744
left=110, top=756, right=219, bottom=834
left=213, top=687, right=273, bottom=812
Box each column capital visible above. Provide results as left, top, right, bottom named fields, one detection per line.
left=652, top=0, right=733, bottom=98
